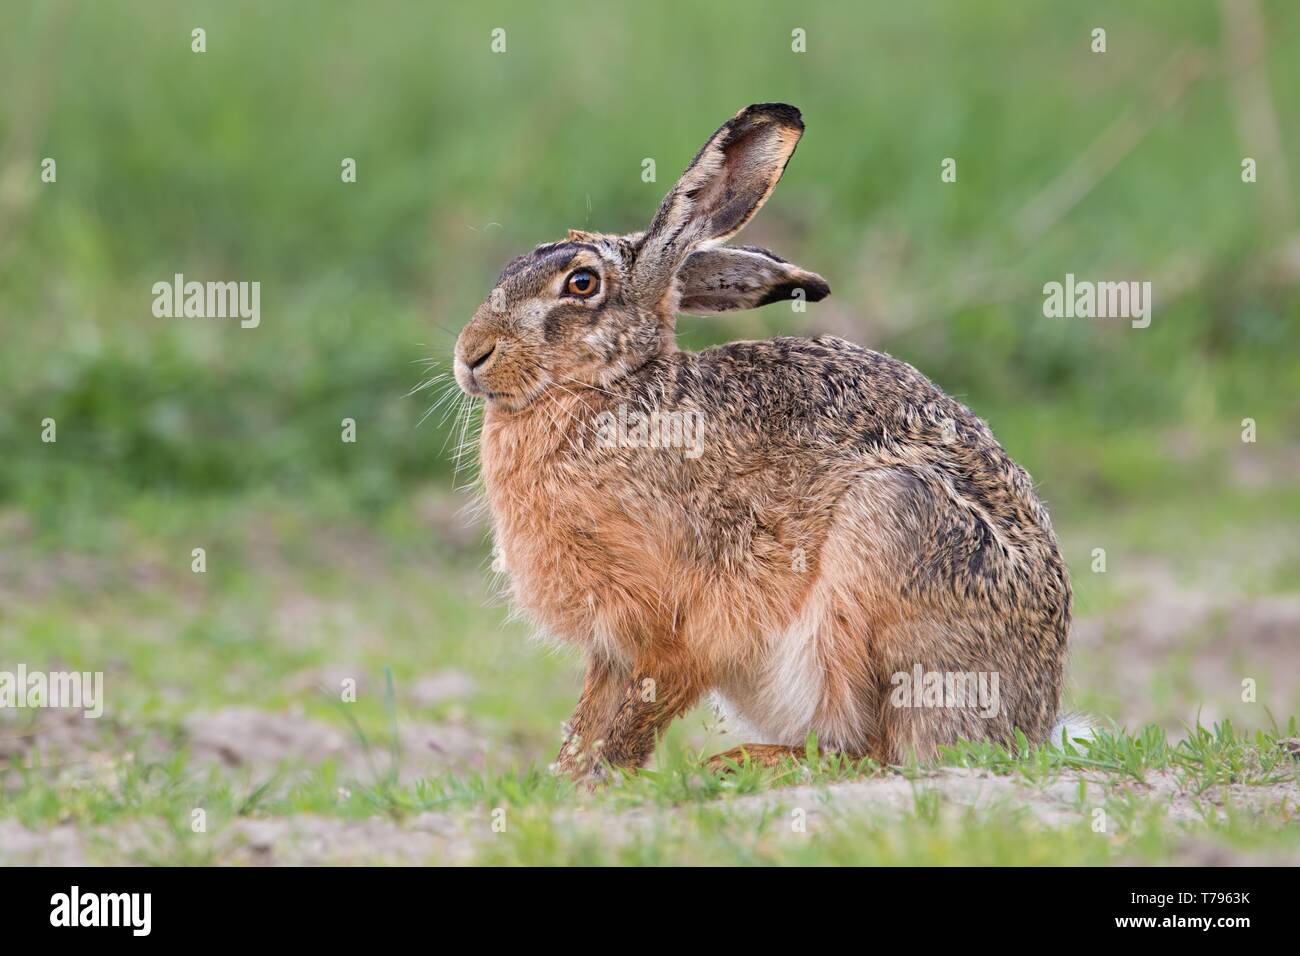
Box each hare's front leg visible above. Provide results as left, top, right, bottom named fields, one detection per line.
left=590, top=661, right=706, bottom=776
left=553, top=655, right=629, bottom=779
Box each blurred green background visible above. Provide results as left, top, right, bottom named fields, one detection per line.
left=1, top=0, right=1298, bottom=776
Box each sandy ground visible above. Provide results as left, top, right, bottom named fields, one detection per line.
left=1, top=697, right=494, bottom=796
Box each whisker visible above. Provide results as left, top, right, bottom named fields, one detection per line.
left=543, top=381, right=599, bottom=453
left=415, top=376, right=462, bottom=426
left=435, top=383, right=468, bottom=428
left=557, top=373, right=620, bottom=400
left=407, top=372, right=449, bottom=398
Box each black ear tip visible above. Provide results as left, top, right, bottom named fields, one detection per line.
left=755, top=274, right=830, bottom=308
left=805, top=276, right=831, bottom=301
left=740, top=102, right=804, bottom=131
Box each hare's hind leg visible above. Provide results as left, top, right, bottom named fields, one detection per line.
left=871, top=637, right=1011, bottom=764
left=804, top=468, right=1031, bottom=764
left=846, top=467, right=1066, bottom=762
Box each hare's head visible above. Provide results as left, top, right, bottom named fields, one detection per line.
left=454, top=104, right=829, bottom=411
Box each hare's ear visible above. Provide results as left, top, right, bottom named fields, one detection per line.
left=634, top=104, right=806, bottom=311
left=677, top=246, right=829, bottom=314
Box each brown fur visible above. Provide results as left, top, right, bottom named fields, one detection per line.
left=452, top=105, right=1072, bottom=780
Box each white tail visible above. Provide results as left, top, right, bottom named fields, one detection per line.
left=1050, top=712, right=1097, bottom=746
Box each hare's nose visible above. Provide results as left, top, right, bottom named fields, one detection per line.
left=466, top=343, right=497, bottom=371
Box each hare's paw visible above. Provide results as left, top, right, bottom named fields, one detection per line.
left=548, top=758, right=610, bottom=793
left=551, top=737, right=612, bottom=789
left=706, top=744, right=806, bottom=774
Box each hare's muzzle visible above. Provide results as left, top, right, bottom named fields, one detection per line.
left=453, top=331, right=501, bottom=398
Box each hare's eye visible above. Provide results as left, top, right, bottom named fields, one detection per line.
left=564, top=269, right=600, bottom=298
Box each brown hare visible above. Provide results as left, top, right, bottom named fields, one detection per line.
left=453, top=103, right=1076, bottom=780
